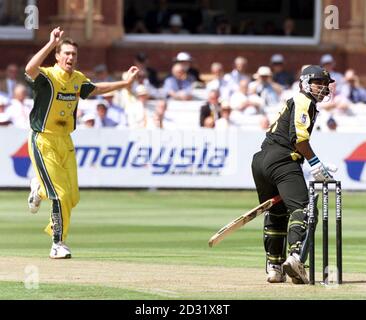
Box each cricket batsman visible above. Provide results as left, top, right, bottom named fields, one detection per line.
left=251, top=65, right=337, bottom=283
left=25, top=27, right=139, bottom=259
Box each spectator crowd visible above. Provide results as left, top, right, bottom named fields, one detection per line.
left=1, top=52, right=366, bottom=132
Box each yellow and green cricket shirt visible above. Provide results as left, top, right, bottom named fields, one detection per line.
left=26, top=64, right=95, bottom=135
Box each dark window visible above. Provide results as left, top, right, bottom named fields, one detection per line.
left=123, top=0, right=316, bottom=37
left=0, top=0, right=28, bottom=26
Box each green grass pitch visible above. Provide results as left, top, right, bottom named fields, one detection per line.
left=0, top=190, right=365, bottom=300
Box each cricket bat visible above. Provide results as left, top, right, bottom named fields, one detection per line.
left=208, top=195, right=282, bottom=247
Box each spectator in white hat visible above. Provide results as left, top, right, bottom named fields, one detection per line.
left=163, top=14, right=189, bottom=34
left=248, top=66, right=282, bottom=107
left=174, top=52, right=202, bottom=83
left=270, top=54, right=294, bottom=89
left=80, top=113, right=96, bottom=129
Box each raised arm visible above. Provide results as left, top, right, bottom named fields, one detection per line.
left=89, top=66, right=140, bottom=96
left=25, top=27, right=64, bottom=80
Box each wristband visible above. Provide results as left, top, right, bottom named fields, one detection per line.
left=308, top=156, right=320, bottom=167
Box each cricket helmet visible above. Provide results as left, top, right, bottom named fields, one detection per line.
left=300, top=65, right=335, bottom=84
left=300, top=65, right=334, bottom=102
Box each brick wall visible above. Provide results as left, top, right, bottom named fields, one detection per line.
left=0, top=42, right=349, bottom=78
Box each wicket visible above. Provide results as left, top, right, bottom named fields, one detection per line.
left=308, top=180, right=342, bottom=285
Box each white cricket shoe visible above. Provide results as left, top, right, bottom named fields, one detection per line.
left=28, top=178, right=41, bottom=214
left=49, top=242, right=72, bottom=259
left=267, top=262, right=286, bottom=283
left=283, top=254, right=309, bottom=284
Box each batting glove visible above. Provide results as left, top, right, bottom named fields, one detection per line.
left=308, top=156, right=334, bottom=182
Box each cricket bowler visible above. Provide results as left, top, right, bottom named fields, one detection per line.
left=251, top=65, right=337, bottom=284
left=25, top=27, right=139, bottom=259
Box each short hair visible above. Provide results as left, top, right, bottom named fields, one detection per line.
left=56, top=38, right=78, bottom=53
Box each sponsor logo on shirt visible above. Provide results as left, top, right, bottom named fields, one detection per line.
left=56, top=93, right=77, bottom=101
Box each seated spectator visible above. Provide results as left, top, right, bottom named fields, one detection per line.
left=115, top=71, right=138, bottom=111
left=129, top=17, right=149, bottom=33
left=259, top=114, right=271, bottom=130
left=146, top=100, right=173, bottom=129
left=0, top=96, right=11, bottom=126
left=262, top=20, right=279, bottom=35
left=99, top=92, right=128, bottom=127
left=94, top=103, right=119, bottom=128
left=163, top=63, right=194, bottom=100
left=92, top=64, right=115, bottom=83
left=224, top=56, right=251, bottom=92
left=317, top=82, right=352, bottom=116
left=326, top=116, right=337, bottom=131
left=80, top=113, right=96, bottom=129
left=280, top=18, right=297, bottom=36
left=340, top=69, right=366, bottom=103
left=230, top=79, right=263, bottom=115
left=316, top=114, right=338, bottom=132
left=270, top=54, right=295, bottom=89
left=215, top=101, right=234, bottom=130
left=144, top=0, right=171, bottom=33
left=0, top=113, right=12, bottom=126
left=6, top=84, right=32, bottom=129
left=200, top=89, right=221, bottom=127
left=162, top=14, right=189, bottom=34
left=206, top=62, right=232, bottom=101
left=239, top=18, right=258, bottom=35
left=248, top=66, right=282, bottom=107
left=131, top=69, right=160, bottom=99
left=126, top=85, right=152, bottom=128
left=214, top=15, right=231, bottom=35
left=291, top=64, right=310, bottom=94
left=194, top=0, right=216, bottom=34
left=0, top=63, right=23, bottom=99
left=134, top=52, right=160, bottom=88
left=173, top=52, right=202, bottom=84
left=123, top=2, right=141, bottom=33
left=320, top=54, right=344, bottom=93
left=0, top=91, right=8, bottom=102
left=203, top=115, right=215, bottom=128
left=0, top=96, right=8, bottom=112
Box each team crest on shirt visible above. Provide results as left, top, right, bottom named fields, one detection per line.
left=74, top=84, right=79, bottom=91
left=300, top=113, right=307, bottom=124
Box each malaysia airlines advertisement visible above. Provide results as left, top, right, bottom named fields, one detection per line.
left=2, top=128, right=366, bottom=190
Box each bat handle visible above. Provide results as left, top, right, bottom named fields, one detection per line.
left=271, top=195, right=282, bottom=205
